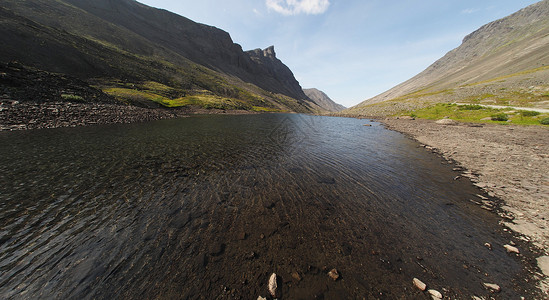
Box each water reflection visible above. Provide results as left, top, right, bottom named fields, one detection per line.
left=0, top=114, right=531, bottom=299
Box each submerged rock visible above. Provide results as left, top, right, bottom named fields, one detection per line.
left=291, top=271, right=302, bottom=281
left=413, top=278, right=427, bottom=291
left=428, top=289, right=443, bottom=299
left=483, top=282, right=501, bottom=292
left=328, top=268, right=340, bottom=281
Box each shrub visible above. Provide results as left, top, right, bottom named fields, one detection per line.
left=541, top=117, right=549, bottom=125
left=520, top=110, right=540, bottom=117
left=61, top=94, right=84, bottom=102
left=491, top=113, right=508, bottom=121
left=458, top=104, right=483, bottom=110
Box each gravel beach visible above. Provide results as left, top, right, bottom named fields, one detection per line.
left=380, top=118, right=549, bottom=293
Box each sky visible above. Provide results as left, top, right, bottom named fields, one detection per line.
left=137, top=0, right=541, bottom=107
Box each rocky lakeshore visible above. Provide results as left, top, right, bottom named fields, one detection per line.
left=0, top=100, right=257, bottom=131
left=0, top=100, right=183, bottom=131
left=380, top=117, right=549, bottom=294
left=0, top=62, right=259, bottom=131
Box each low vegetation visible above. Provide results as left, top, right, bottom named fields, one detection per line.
left=60, top=94, right=85, bottom=102
left=404, top=103, right=549, bottom=125
left=101, top=81, right=283, bottom=112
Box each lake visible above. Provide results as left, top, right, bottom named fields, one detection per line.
left=0, top=113, right=534, bottom=299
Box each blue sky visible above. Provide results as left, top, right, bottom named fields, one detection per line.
left=138, top=0, right=540, bottom=107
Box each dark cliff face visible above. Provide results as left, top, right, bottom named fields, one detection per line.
left=0, top=0, right=308, bottom=101
left=245, top=46, right=309, bottom=100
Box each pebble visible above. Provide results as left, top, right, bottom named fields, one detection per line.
left=291, top=271, right=302, bottom=281
left=476, top=194, right=489, bottom=200
left=268, top=273, right=278, bottom=297
left=413, top=278, right=427, bottom=291
left=484, top=243, right=492, bottom=250
left=328, top=268, right=340, bottom=281
left=483, top=282, right=501, bottom=292
left=237, top=232, right=247, bottom=240
left=428, top=289, right=443, bottom=299
left=504, top=244, right=520, bottom=254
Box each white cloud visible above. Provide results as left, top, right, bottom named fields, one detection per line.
left=266, top=0, right=330, bottom=16
left=461, top=8, right=479, bottom=14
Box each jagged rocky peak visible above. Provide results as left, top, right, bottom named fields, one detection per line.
left=263, top=46, right=276, bottom=58
left=248, top=46, right=277, bottom=59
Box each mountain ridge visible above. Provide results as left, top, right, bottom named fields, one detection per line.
left=303, top=88, right=346, bottom=112
left=347, top=0, right=549, bottom=116
left=0, top=0, right=321, bottom=113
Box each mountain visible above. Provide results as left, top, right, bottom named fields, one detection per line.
left=0, top=0, right=319, bottom=113
left=346, top=0, right=549, bottom=116
left=303, top=88, right=346, bottom=112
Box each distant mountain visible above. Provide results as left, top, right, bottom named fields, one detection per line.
left=347, top=0, right=549, bottom=116
left=303, top=88, right=346, bottom=112
left=0, top=0, right=318, bottom=113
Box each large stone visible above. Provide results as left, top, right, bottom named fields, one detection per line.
left=268, top=273, right=278, bottom=297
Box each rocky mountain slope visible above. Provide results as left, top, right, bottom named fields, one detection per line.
left=0, top=0, right=319, bottom=113
left=347, top=0, right=549, bottom=116
left=303, top=88, right=346, bottom=112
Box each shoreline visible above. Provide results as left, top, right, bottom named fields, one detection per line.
left=377, top=117, right=549, bottom=294
left=0, top=100, right=257, bottom=131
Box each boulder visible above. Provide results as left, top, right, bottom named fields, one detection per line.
left=435, top=119, right=458, bottom=125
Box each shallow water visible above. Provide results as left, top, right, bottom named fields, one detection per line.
left=0, top=114, right=534, bottom=299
